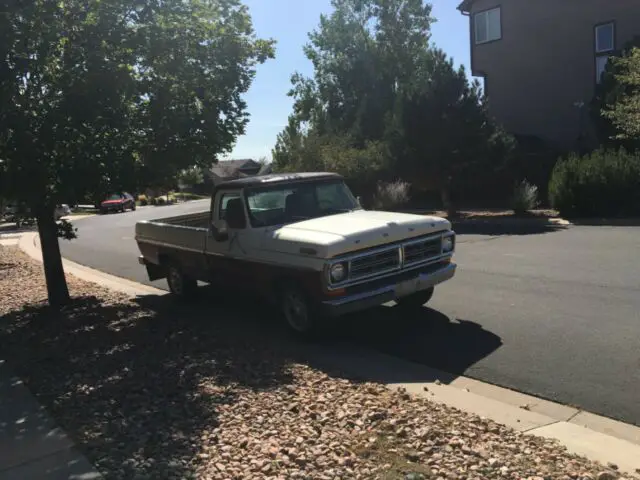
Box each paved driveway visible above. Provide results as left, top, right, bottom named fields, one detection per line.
left=60, top=207, right=640, bottom=425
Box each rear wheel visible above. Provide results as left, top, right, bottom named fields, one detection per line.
left=167, top=263, right=198, bottom=300
left=395, top=287, right=435, bottom=311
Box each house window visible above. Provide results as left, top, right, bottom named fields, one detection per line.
left=474, top=7, right=501, bottom=44
left=595, top=22, right=615, bottom=83
left=595, top=56, right=609, bottom=83
left=595, top=23, right=615, bottom=53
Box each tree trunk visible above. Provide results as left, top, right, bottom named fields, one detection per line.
left=36, top=207, right=70, bottom=308
left=440, top=179, right=457, bottom=218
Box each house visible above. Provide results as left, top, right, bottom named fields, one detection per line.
left=209, top=159, right=263, bottom=184
left=458, top=0, right=640, bottom=148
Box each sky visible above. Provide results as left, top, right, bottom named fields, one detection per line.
left=225, top=0, right=471, bottom=162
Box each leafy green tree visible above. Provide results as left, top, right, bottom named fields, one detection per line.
left=177, top=167, right=206, bottom=190
left=591, top=36, right=640, bottom=150
left=603, top=48, right=640, bottom=142
left=0, top=0, right=274, bottom=307
left=273, top=0, right=512, bottom=212
left=396, top=49, right=515, bottom=212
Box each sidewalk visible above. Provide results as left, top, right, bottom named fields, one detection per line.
left=0, top=360, right=101, bottom=480
left=0, top=233, right=102, bottom=480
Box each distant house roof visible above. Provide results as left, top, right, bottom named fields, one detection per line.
left=258, top=163, right=273, bottom=175
left=209, top=159, right=262, bottom=183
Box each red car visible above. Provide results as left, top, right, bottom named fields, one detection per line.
left=100, top=193, right=136, bottom=214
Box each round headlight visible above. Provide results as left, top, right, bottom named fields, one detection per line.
left=442, top=236, right=454, bottom=253
left=330, top=263, right=347, bottom=283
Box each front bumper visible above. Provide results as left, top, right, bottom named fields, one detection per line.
left=101, top=203, right=123, bottom=211
left=322, top=262, right=456, bottom=317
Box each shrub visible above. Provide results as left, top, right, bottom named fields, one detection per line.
left=371, top=180, right=411, bottom=211
left=137, top=194, right=148, bottom=206
left=149, top=197, right=158, bottom=206
left=549, top=148, right=640, bottom=217
left=511, top=179, right=540, bottom=215
left=156, top=197, right=166, bottom=206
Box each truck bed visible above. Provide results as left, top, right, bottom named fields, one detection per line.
left=135, top=210, right=210, bottom=261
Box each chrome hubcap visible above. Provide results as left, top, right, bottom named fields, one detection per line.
left=283, top=291, right=309, bottom=332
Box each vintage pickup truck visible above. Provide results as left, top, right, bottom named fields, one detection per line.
left=135, top=172, right=456, bottom=336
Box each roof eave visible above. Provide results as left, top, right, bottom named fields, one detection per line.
left=457, top=0, right=473, bottom=14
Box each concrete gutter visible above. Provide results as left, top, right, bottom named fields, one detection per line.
left=14, top=231, right=640, bottom=476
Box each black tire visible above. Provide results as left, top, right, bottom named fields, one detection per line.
left=166, top=263, right=198, bottom=300
left=280, top=285, right=320, bottom=339
left=395, top=287, right=435, bottom=311
left=131, top=203, right=137, bottom=211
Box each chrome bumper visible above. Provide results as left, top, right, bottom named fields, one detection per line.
left=322, top=262, right=456, bottom=317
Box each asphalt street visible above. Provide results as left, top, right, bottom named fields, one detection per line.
left=60, top=203, right=640, bottom=425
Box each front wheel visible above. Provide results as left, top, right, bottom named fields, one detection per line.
left=167, top=263, right=198, bottom=300
left=395, top=287, right=435, bottom=311
left=280, top=286, right=319, bottom=339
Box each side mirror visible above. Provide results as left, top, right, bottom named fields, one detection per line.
left=226, top=198, right=247, bottom=229
left=209, top=222, right=229, bottom=242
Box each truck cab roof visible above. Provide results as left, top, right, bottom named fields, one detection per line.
left=218, top=172, right=342, bottom=189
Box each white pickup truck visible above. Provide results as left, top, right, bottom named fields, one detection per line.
left=135, top=172, right=456, bottom=336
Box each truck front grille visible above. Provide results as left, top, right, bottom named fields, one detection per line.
left=350, top=247, right=400, bottom=280
left=403, top=237, right=442, bottom=267
left=331, top=232, right=452, bottom=288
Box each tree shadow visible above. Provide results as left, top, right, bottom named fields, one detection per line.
left=0, top=291, right=294, bottom=479
left=1, top=276, right=504, bottom=479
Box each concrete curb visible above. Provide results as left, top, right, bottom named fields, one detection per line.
left=15, top=232, right=640, bottom=476
left=19, top=232, right=165, bottom=298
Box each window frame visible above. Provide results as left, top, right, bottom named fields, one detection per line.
left=474, top=6, right=502, bottom=45
left=595, top=21, right=615, bottom=54
left=594, top=21, right=616, bottom=84
left=595, top=55, right=610, bottom=84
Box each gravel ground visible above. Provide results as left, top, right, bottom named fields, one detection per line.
left=0, top=245, right=633, bottom=480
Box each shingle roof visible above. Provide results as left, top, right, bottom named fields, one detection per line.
left=210, top=159, right=261, bottom=179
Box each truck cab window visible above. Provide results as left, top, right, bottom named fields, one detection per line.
left=218, top=192, right=241, bottom=220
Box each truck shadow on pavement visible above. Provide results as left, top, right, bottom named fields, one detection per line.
left=0, top=286, right=502, bottom=479
left=451, top=220, right=567, bottom=237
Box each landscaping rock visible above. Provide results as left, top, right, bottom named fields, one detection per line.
left=0, top=245, right=634, bottom=479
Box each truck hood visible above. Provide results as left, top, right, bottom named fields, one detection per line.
left=266, top=210, right=451, bottom=258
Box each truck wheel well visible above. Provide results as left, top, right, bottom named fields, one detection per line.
left=157, top=253, right=171, bottom=267
left=273, top=276, right=301, bottom=300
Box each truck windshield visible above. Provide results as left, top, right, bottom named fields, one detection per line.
left=246, top=180, right=359, bottom=227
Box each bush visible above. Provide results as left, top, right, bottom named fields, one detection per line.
left=511, top=179, right=540, bottom=215
left=549, top=148, right=640, bottom=217
left=149, top=197, right=158, bottom=206
left=371, top=180, right=411, bottom=211
left=156, top=197, right=166, bottom=206
left=137, top=194, right=148, bottom=206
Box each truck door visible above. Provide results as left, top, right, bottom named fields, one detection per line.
left=205, top=189, right=250, bottom=288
